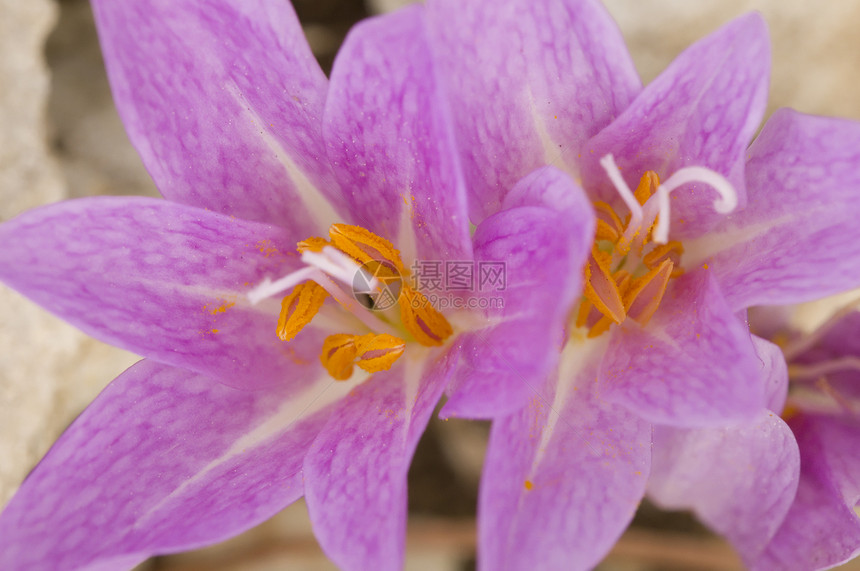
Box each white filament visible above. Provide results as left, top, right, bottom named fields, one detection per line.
left=599, top=154, right=739, bottom=246
left=301, top=247, right=364, bottom=288
left=652, top=166, right=738, bottom=244
left=599, top=154, right=643, bottom=239
left=246, top=246, right=378, bottom=305
left=246, top=266, right=318, bottom=305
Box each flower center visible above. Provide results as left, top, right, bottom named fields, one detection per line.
left=248, top=224, right=453, bottom=380
left=575, top=155, right=738, bottom=338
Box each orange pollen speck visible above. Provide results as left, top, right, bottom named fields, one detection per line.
left=274, top=223, right=453, bottom=381
left=578, top=171, right=684, bottom=338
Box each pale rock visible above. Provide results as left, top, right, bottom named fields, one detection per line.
left=0, top=0, right=137, bottom=509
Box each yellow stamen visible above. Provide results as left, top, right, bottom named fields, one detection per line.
left=277, top=281, right=328, bottom=341
left=329, top=224, right=406, bottom=275
left=588, top=315, right=614, bottom=338
left=634, top=171, right=659, bottom=206
left=320, top=334, right=359, bottom=380
left=354, top=333, right=407, bottom=373
left=583, top=248, right=626, bottom=324
left=593, top=201, right=624, bottom=242
left=399, top=287, right=453, bottom=346
left=297, top=236, right=330, bottom=253
left=575, top=297, right=593, bottom=329
left=267, top=223, right=454, bottom=381
left=623, top=259, right=674, bottom=326
left=319, top=333, right=407, bottom=380
left=643, top=241, right=684, bottom=278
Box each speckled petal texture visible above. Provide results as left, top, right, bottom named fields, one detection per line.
left=441, top=168, right=594, bottom=418
left=324, top=6, right=471, bottom=263
left=478, top=357, right=650, bottom=570
left=582, top=13, right=769, bottom=238
left=696, top=109, right=860, bottom=310
left=303, top=347, right=459, bottom=571
left=600, top=270, right=764, bottom=425
left=0, top=197, right=326, bottom=390
left=0, top=360, right=338, bottom=570
left=426, top=0, right=640, bottom=221
left=649, top=412, right=799, bottom=565
left=755, top=414, right=860, bottom=570
left=92, top=0, right=343, bottom=236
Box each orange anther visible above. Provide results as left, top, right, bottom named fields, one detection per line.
left=623, top=259, right=674, bottom=326
left=354, top=333, right=407, bottom=373
left=583, top=248, right=626, bottom=324
left=277, top=281, right=328, bottom=341
left=320, top=334, right=359, bottom=380
left=399, top=287, right=453, bottom=346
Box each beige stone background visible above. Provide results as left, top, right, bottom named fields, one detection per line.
left=2, top=0, right=860, bottom=569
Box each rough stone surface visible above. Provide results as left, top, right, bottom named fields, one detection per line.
left=0, top=0, right=137, bottom=510
left=602, top=0, right=860, bottom=121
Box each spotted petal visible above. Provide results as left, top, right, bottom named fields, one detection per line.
left=0, top=197, right=323, bottom=390
left=479, top=357, right=650, bottom=569
left=649, top=412, right=799, bottom=565
left=441, top=168, right=594, bottom=418
left=600, top=269, right=764, bottom=426
left=583, top=13, right=770, bottom=238
left=303, top=346, right=459, bottom=571
left=92, top=0, right=343, bottom=235
left=755, top=414, right=860, bottom=570
left=324, top=6, right=472, bottom=263
left=692, top=109, right=860, bottom=310
left=426, top=0, right=640, bottom=221
left=0, top=360, right=341, bottom=570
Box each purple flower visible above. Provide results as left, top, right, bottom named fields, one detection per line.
left=0, top=1, right=591, bottom=569
left=3, top=1, right=860, bottom=570
left=650, top=307, right=860, bottom=570
left=760, top=310, right=860, bottom=570
left=421, top=0, right=860, bottom=567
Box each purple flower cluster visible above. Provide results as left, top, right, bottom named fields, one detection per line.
left=2, top=0, right=860, bottom=569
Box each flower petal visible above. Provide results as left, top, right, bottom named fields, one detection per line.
left=755, top=414, right=860, bottom=570
left=479, top=356, right=650, bottom=570
left=0, top=197, right=324, bottom=389
left=441, top=168, right=594, bottom=418
left=0, top=359, right=346, bottom=570
left=91, top=0, right=342, bottom=234
left=752, top=334, right=790, bottom=413
left=600, top=269, right=764, bottom=426
left=648, top=412, right=799, bottom=565
left=323, top=6, right=472, bottom=263
left=792, top=311, right=860, bottom=400
left=303, top=346, right=459, bottom=571
left=426, top=0, right=640, bottom=221
left=691, top=109, right=860, bottom=310
left=583, top=13, right=770, bottom=238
